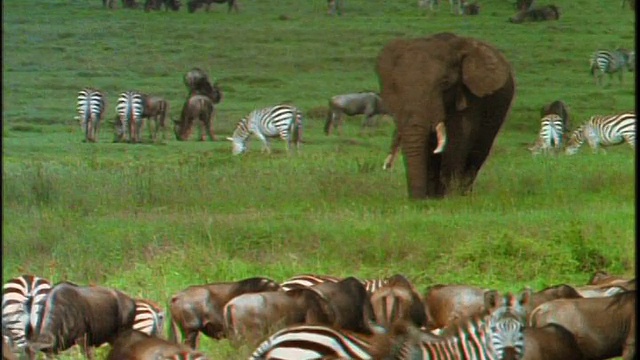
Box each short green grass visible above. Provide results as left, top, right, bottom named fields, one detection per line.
left=2, top=0, right=635, bottom=358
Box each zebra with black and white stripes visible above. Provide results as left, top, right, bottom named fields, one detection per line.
left=249, top=291, right=529, bottom=360
left=281, top=274, right=389, bottom=294
left=565, top=112, right=636, bottom=155
left=529, top=114, right=565, bottom=155
left=133, top=299, right=165, bottom=337
left=226, top=105, right=303, bottom=155
left=2, top=275, right=52, bottom=358
left=76, top=88, right=106, bottom=143
left=116, top=91, right=145, bottom=143
left=589, top=49, right=635, bottom=86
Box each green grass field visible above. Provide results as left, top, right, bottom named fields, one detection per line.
left=2, top=0, right=636, bottom=358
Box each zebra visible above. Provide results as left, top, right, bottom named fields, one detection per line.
left=226, top=105, right=303, bottom=155
left=281, top=274, right=390, bottom=294
left=529, top=114, right=565, bottom=155
left=2, top=275, right=52, bottom=358
left=133, top=299, right=165, bottom=337
left=589, top=49, right=635, bottom=86
left=565, top=112, right=636, bottom=155
left=116, top=91, right=145, bottom=143
left=76, top=88, right=106, bottom=143
left=249, top=291, right=528, bottom=360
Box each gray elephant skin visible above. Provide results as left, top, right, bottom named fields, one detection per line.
left=376, top=32, right=516, bottom=199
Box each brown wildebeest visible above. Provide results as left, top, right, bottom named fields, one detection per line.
left=222, top=288, right=334, bottom=343
left=140, top=94, right=169, bottom=141
left=574, top=285, right=627, bottom=298
left=522, top=324, right=586, bottom=360
left=462, top=2, right=480, bottom=15
left=541, top=100, right=571, bottom=135
left=370, top=274, right=428, bottom=329
left=422, top=284, right=489, bottom=330
left=588, top=271, right=635, bottom=288
left=173, top=95, right=216, bottom=141
left=29, top=282, right=137, bottom=360
left=186, top=0, right=238, bottom=13
left=168, top=277, right=280, bottom=349
left=310, top=277, right=376, bottom=334
left=523, top=284, right=582, bottom=322
left=510, top=4, right=560, bottom=23
left=530, top=290, right=636, bottom=360
left=106, top=329, right=208, bottom=360
left=324, top=92, right=389, bottom=136
left=144, top=0, right=181, bottom=11
left=183, top=68, right=223, bottom=105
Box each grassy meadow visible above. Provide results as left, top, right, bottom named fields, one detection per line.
left=2, top=0, right=636, bottom=358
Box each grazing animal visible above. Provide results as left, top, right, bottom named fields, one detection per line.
left=522, top=324, right=585, bottom=360
left=324, top=92, right=389, bottom=136
left=173, top=95, right=215, bottom=141
left=510, top=4, right=560, bottom=23
left=529, top=114, right=565, bottom=155
left=422, top=284, right=488, bottom=330
left=116, top=91, right=145, bottom=144
left=310, top=277, right=376, bottom=334
left=2, top=275, right=52, bottom=360
left=327, top=0, right=343, bottom=15
left=590, top=49, right=635, bottom=86
left=529, top=290, right=636, bottom=360
left=29, top=282, right=137, bottom=360
left=281, top=274, right=341, bottom=292
left=565, top=112, right=636, bottom=154
left=227, top=105, right=303, bottom=155
left=222, top=288, right=335, bottom=343
left=106, top=329, right=207, bottom=360
left=76, top=88, right=106, bottom=143
left=183, top=68, right=223, bottom=104
left=370, top=274, right=428, bottom=329
left=382, top=122, right=447, bottom=170
left=144, top=0, right=181, bottom=11
left=121, top=0, right=141, bottom=8
left=168, top=277, right=280, bottom=349
left=541, top=100, right=571, bottom=135
left=133, top=299, right=165, bottom=337
left=139, top=94, right=169, bottom=142
left=186, top=0, right=238, bottom=13
left=523, top=284, right=583, bottom=323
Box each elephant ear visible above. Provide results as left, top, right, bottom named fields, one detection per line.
left=461, top=40, right=510, bottom=98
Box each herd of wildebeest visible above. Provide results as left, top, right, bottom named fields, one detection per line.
left=1, top=270, right=636, bottom=359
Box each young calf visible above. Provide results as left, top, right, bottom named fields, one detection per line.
left=174, top=95, right=216, bottom=141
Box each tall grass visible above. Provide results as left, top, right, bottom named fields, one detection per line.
left=2, top=0, right=635, bottom=358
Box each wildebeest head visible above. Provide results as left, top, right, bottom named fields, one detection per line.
left=184, top=68, right=223, bottom=104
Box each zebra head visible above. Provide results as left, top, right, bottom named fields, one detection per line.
left=227, top=117, right=250, bottom=155
left=565, top=126, right=585, bottom=155
left=483, top=290, right=530, bottom=360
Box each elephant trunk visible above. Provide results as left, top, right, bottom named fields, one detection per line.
left=400, top=123, right=431, bottom=199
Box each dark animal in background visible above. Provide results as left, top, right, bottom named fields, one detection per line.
left=144, top=0, right=181, bottom=11
left=541, top=100, right=570, bottom=135
left=327, top=0, right=343, bottom=15
left=310, top=277, right=376, bottom=334
left=103, top=0, right=117, bottom=8
left=376, top=32, right=515, bottom=199
left=140, top=93, right=170, bottom=141
left=324, top=92, right=389, bottom=136
left=183, top=68, right=223, bottom=104
left=168, top=277, right=280, bottom=349
left=510, top=4, right=560, bottom=23
left=121, top=0, right=141, bottom=8
left=29, top=282, right=137, bottom=360
left=422, top=284, right=488, bottom=330
left=187, top=0, right=238, bottom=13
left=370, top=274, right=428, bottom=329
left=462, top=2, right=480, bottom=15
left=173, top=95, right=216, bottom=141
left=106, top=329, right=208, bottom=360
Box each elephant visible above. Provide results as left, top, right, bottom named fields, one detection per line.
left=376, top=32, right=515, bottom=199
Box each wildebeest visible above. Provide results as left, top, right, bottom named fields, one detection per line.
left=28, top=282, right=137, bottom=360
left=541, top=100, right=571, bottom=134
left=523, top=284, right=582, bottom=323
left=370, top=274, right=428, bottom=329
left=529, top=290, right=636, bottom=360
left=173, top=95, right=216, bottom=141
left=382, top=122, right=447, bottom=170
left=422, top=284, right=488, bottom=330
left=588, top=271, right=635, bottom=289
left=186, top=0, right=238, bottom=13
left=324, top=92, right=389, bottom=136
left=222, top=288, right=334, bottom=343
left=522, top=324, right=586, bottom=360
left=574, top=285, right=627, bottom=298
left=140, top=94, right=170, bottom=141
left=168, top=277, right=280, bottom=349
left=183, top=68, right=223, bottom=105
left=106, top=329, right=208, bottom=360
left=310, top=277, right=376, bottom=334
left=121, top=0, right=140, bottom=8
left=510, top=4, right=560, bottom=23
left=144, top=0, right=181, bottom=11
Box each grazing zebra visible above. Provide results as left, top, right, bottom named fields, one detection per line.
left=226, top=105, right=303, bottom=155
left=565, top=112, right=636, bottom=155
left=2, top=275, right=52, bottom=357
left=133, top=299, right=165, bottom=337
left=589, top=49, right=635, bottom=86
left=529, top=114, right=565, bottom=155
left=250, top=291, right=529, bottom=360
left=116, top=91, right=145, bottom=143
left=76, top=88, right=106, bottom=143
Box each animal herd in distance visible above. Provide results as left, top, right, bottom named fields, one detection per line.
left=2, top=271, right=635, bottom=360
